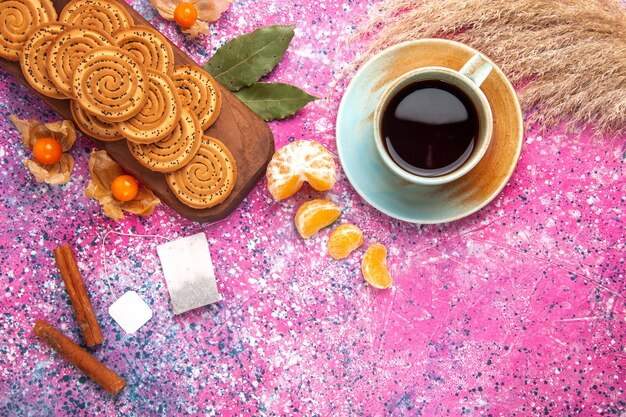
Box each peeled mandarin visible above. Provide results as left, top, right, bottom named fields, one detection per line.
left=294, top=199, right=341, bottom=239
left=328, top=224, right=363, bottom=259
left=361, top=243, right=393, bottom=289
left=266, top=140, right=336, bottom=200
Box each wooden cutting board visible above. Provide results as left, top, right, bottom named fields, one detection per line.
left=0, top=0, right=275, bottom=223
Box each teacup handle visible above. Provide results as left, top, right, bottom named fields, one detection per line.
left=459, top=53, right=493, bottom=87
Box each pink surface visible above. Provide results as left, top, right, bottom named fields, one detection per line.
left=1, top=0, right=625, bottom=416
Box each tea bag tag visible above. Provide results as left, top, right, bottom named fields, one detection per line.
left=156, top=232, right=221, bottom=315
left=108, top=291, right=153, bottom=334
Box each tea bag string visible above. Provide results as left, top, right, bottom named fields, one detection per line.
left=98, top=215, right=230, bottom=300
left=99, top=228, right=170, bottom=301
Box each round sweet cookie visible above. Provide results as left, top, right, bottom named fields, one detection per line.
left=172, top=65, right=222, bottom=131
left=113, top=26, right=174, bottom=76
left=72, top=46, right=149, bottom=123
left=165, top=136, right=237, bottom=209
left=0, top=0, right=57, bottom=61
left=47, top=27, right=115, bottom=98
left=70, top=100, right=123, bottom=141
left=117, top=69, right=182, bottom=144
left=59, top=0, right=133, bottom=35
left=20, top=23, right=69, bottom=99
left=127, top=107, right=202, bottom=172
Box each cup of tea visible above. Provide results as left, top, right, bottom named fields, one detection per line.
left=373, top=54, right=494, bottom=185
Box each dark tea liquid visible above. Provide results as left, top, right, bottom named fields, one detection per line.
left=381, top=80, right=478, bottom=177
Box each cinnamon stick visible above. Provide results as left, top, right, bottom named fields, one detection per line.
left=33, top=320, right=126, bottom=396
left=53, top=244, right=103, bottom=347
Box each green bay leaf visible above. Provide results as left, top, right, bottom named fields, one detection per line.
left=204, top=25, right=295, bottom=92
left=234, top=82, right=318, bottom=121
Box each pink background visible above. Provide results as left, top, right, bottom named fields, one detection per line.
left=1, top=0, right=624, bottom=415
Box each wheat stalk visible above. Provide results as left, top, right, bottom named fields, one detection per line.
left=349, top=0, right=626, bottom=136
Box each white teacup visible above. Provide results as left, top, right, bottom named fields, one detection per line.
left=373, top=54, right=494, bottom=185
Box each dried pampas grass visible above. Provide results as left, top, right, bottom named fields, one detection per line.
left=352, top=0, right=626, bottom=136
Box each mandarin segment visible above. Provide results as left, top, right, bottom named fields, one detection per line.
left=328, top=224, right=364, bottom=260
left=361, top=243, right=393, bottom=289
left=294, top=199, right=341, bottom=239
left=266, top=140, right=336, bottom=200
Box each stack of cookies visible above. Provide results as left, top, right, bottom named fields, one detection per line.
left=0, top=0, right=237, bottom=210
